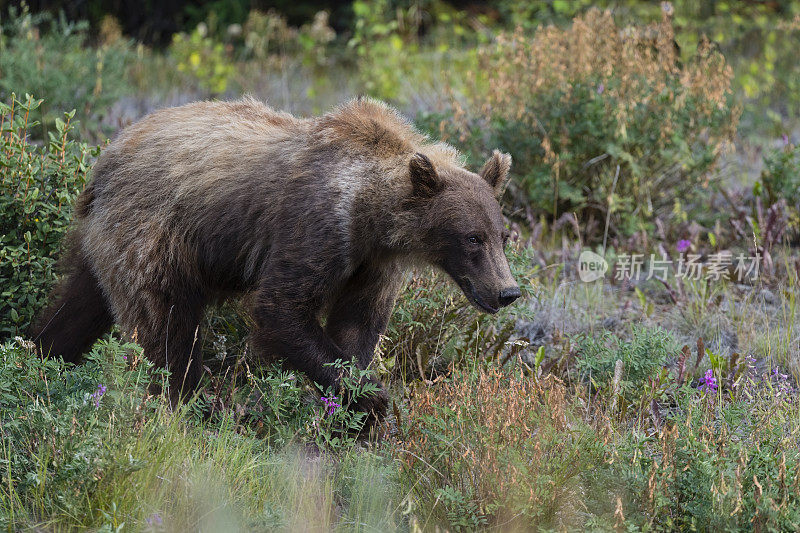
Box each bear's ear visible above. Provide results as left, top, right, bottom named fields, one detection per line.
left=480, top=150, right=512, bottom=197
left=409, top=153, right=442, bottom=198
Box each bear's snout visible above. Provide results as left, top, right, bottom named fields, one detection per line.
left=498, top=286, right=521, bottom=308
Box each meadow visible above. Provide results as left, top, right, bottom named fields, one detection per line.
left=2, top=1, right=800, bottom=530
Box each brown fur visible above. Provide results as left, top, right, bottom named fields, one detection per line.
left=31, top=97, right=519, bottom=418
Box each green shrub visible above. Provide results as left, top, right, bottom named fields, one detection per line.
left=348, top=0, right=417, bottom=101
left=240, top=9, right=335, bottom=67
left=170, top=23, right=236, bottom=95
left=573, top=326, right=679, bottom=400
left=0, top=94, right=97, bottom=337
left=423, top=9, right=738, bottom=239
left=758, top=143, right=800, bottom=211
left=0, top=336, right=154, bottom=527
left=614, top=384, right=800, bottom=531
left=348, top=0, right=482, bottom=103
left=0, top=5, right=132, bottom=139
left=675, top=3, right=800, bottom=137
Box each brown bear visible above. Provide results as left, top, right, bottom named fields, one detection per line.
left=32, top=97, right=520, bottom=417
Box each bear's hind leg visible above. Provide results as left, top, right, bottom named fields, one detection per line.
left=31, top=254, right=114, bottom=363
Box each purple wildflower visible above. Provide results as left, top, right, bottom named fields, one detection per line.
left=772, top=366, right=793, bottom=400
left=773, top=366, right=789, bottom=382
left=146, top=513, right=163, bottom=528
left=699, top=369, right=717, bottom=393
left=676, top=239, right=691, bottom=253
left=90, top=384, right=107, bottom=407
left=320, top=396, right=341, bottom=416
left=783, top=133, right=790, bottom=147
left=597, top=83, right=605, bottom=95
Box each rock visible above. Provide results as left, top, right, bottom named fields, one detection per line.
left=759, top=288, right=777, bottom=305
left=601, top=316, right=621, bottom=330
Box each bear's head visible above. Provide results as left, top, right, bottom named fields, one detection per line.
left=405, top=150, right=520, bottom=314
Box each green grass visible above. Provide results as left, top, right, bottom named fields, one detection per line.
left=4, top=261, right=800, bottom=531
left=0, top=339, right=406, bottom=531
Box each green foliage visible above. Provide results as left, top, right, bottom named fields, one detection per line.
left=667, top=2, right=800, bottom=136
left=239, top=9, right=335, bottom=67
left=0, top=5, right=132, bottom=138
left=0, top=94, right=97, bottom=337
left=193, top=358, right=382, bottom=449
left=170, top=23, right=236, bottom=95
left=348, top=0, right=414, bottom=101
left=0, top=337, right=402, bottom=530
left=347, top=0, right=483, bottom=103
left=0, top=337, right=155, bottom=527
left=495, top=0, right=597, bottom=28
left=574, top=326, right=679, bottom=399
left=759, top=143, right=800, bottom=208
left=614, top=384, right=800, bottom=531
left=398, top=324, right=800, bottom=531
left=499, top=0, right=800, bottom=136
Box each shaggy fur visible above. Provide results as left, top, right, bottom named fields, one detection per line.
left=32, top=97, right=519, bottom=418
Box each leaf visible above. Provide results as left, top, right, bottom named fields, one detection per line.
left=534, top=346, right=545, bottom=370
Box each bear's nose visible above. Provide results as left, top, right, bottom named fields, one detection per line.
left=498, top=286, right=521, bottom=307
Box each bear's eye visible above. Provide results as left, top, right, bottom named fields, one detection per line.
left=467, top=235, right=482, bottom=246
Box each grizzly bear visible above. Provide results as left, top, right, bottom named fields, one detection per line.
left=32, top=97, right=520, bottom=418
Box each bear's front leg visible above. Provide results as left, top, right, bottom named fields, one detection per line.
left=324, top=262, right=404, bottom=418
left=325, top=262, right=404, bottom=369
left=251, top=274, right=391, bottom=420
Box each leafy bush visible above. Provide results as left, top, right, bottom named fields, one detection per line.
left=0, top=5, right=132, bottom=138
left=0, top=94, right=97, bottom=337
left=241, top=9, right=335, bottom=67
left=170, top=23, right=236, bottom=95
left=673, top=3, right=800, bottom=136
left=423, top=9, right=738, bottom=239
left=348, top=0, right=487, bottom=104
left=758, top=143, right=800, bottom=227
left=614, top=380, right=800, bottom=531
left=0, top=336, right=154, bottom=527
left=348, top=0, right=418, bottom=101
left=573, top=326, right=679, bottom=400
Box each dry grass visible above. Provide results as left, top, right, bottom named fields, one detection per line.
left=397, top=365, right=613, bottom=530
left=456, top=8, right=735, bottom=142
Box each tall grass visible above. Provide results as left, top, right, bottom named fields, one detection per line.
left=0, top=339, right=404, bottom=532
